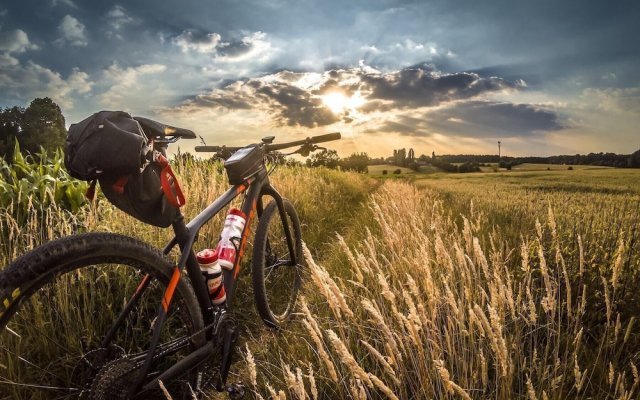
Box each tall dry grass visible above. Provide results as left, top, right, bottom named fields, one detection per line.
left=244, top=179, right=639, bottom=399
left=0, top=160, right=374, bottom=399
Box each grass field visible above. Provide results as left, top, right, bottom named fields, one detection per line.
left=1, top=160, right=639, bottom=399
left=368, top=164, right=416, bottom=175
left=244, top=166, right=640, bottom=400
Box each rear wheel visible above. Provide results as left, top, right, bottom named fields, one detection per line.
left=0, top=233, right=205, bottom=400
left=252, top=199, right=303, bottom=328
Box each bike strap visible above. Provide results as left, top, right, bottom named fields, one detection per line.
left=156, top=153, right=186, bottom=208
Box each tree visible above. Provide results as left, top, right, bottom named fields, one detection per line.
left=0, top=106, right=25, bottom=160
left=306, top=149, right=340, bottom=169
left=339, top=152, right=369, bottom=173
left=22, top=98, right=66, bottom=155
left=392, top=148, right=406, bottom=166
left=0, top=98, right=66, bottom=160
left=630, top=149, right=640, bottom=168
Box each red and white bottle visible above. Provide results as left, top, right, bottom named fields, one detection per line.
left=215, top=208, right=247, bottom=270
left=196, top=249, right=226, bottom=306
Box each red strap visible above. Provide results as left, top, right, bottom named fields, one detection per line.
left=85, top=179, right=97, bottom=201
left=112, top=176, right=129, bottom=194
left=157, top=155, right=185, bottom=208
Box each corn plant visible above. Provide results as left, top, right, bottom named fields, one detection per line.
left=0, top=141, right=87, bottom=220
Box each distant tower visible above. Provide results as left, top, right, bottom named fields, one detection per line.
left=408, top=148, right=415, bottom=161
left=498, top=141, right=501, bottom=159
left=432, top=151, right=436, bottom=159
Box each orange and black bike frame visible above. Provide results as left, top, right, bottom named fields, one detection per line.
left=109, top=133, right=340, bottom=396
left=117, top=155, right=297, bottom=396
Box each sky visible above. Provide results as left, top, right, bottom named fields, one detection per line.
left=0, top=0, right=638, bottom=157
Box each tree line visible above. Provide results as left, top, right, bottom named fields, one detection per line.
left=2, top=98, right=638, bottom=170
left=306, top=150, right=369, bottom=172
left=0, top=98, right=66, bottom=160
left=382, top=147, right=640, bottom=170
left=427, top=152, right=640, bottom=168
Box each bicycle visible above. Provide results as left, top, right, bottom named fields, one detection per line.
left=0, top=129, right=341, bottom=399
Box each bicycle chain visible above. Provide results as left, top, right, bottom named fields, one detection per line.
left=86, top=317, right=224, bottom=398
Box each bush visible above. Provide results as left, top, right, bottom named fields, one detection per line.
left=499, top=160, right=513, bottom=170
left=457, top=162, right=481, bottom=173
left=393, top=169, right=402, bottom=174
left=382, top=170, right=388, bottom=175
left=568, top=166, right=574, bottom=170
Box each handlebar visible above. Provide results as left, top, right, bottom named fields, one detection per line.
left=194, top=145, right=243, bottom=153
left=194, top=132, right=341, bottom=154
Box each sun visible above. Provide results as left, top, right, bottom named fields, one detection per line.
left=321, top=92, right=365, bottom=114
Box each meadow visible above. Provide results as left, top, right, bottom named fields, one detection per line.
left=1, top=156, right=639, bottom=399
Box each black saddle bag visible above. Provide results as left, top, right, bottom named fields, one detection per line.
left=65, top=111, right=147, bottom=181
left=65, top=111, right=185, bottom=228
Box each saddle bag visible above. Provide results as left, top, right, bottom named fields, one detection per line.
left=65, top=111, right=185, bottom=228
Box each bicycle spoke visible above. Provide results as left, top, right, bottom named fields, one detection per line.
left=0, top=344, right=71, bottom=384
left=0, top=378, right=80, bottom=392
left=8, top=315, right=75, bottom=356
left=265, top=259, right=291, bottom=281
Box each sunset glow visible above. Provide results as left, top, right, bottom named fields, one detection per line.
left=321, top=92, right=365, bottom=115
left=0, top=1, right=637, bottom=157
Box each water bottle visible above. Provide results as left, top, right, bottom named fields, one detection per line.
left=216, top=208, right=247, bottom=270
left=196, top=249, right=226, bottom=306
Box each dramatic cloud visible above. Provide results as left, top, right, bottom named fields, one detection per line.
left=0, top=29, right=38, bottom=53
left=98, top=63, right=167, bottom=108
left=358, top=65, right=523, bottom=110
left=254, top=80, right=340, bottom=127
left=420, top=101, right=564, bottom=138
left=173, top=30, right=222, bottom=53
left=171, top=30, right=272, bottom=64
left=1, top=0, right=638, bottom=155
left=0, top=59, right=91, bottom=108
left=105, top=5, right=137, bottom=39
left=171, top=64, right=525, bottom=129
left=55, top=15, right=87, bottom=47
left=216, top=32, right=272, bottom=62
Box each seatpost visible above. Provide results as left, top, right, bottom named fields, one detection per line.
left=172, top=214, right=216, bottom=328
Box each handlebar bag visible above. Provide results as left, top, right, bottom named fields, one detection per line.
left=224, top=145, right=265, bottom=185
left=65, top=111, right=184, bottom=228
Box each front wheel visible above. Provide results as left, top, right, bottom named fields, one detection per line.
left=252, top=198, right=303, bottom=328
left=0, top=233, right=205, bottom=400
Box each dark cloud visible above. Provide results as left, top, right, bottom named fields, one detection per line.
left=359, top=65, right=520, bottom=110
left=171, top=64, right=527, bottom=128
left=365, top=101, right=564, bottom=138
left=174, top=75, right=340, bottom=128
left=253, top=81, right=339, bottom=127
left=217, top=40, right=252, bottom=58
left=420, top=101, right=564, bottom=138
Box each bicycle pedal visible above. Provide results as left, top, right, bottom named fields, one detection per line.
left=226, top=382, right=246, bottom=399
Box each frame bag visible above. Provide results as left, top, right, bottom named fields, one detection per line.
left=65, top=111, right=185, bottom=228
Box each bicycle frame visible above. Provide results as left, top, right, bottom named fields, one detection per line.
left=108, top=160, right=298, bottom=396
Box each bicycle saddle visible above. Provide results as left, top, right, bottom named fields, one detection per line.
left=134, top=116, right=196, bottom=139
